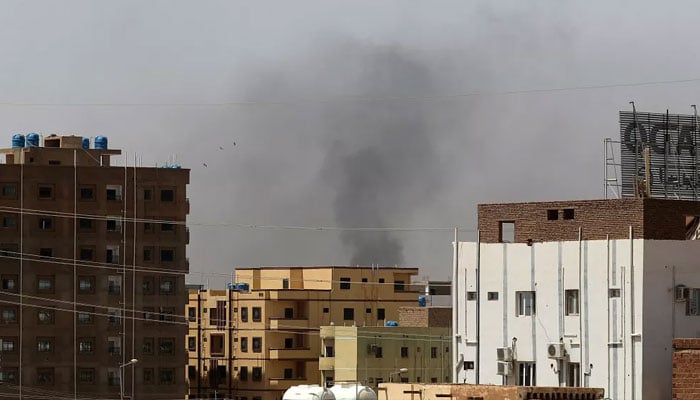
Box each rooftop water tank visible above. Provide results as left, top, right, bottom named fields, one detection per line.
left=282, top=385, right=336, bottom=400
left=26, top=133, right=40, bottom=147
left=385, top=320, right=398, bottom=327
left=418, top=295, right=427, bottom=307
left=81, top=137, right=90, bottom=149
left=330, top=384, right=377, bottom=400
left=11, top=134, right=25, bottom=148
left=94, top=136, right=108, bottom=150
left=236, top=283, right=250, bottom=292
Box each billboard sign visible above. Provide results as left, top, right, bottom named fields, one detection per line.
left=620, top=111, right=700, bottom=199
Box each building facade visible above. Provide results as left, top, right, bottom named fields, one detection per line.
left=454, top=199, right=700, bottom=400
left=319, top=306, right=452, bottom=389
left=0, top=135, right=190, bottom=399
left=377, top=383, right=604, bottom=400
left=230, top=266, right=420, bottom=400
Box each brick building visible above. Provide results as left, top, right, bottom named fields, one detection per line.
left=0, top=135, right=189, bottom=399
left=672, top=338, right=700, bottom=399
left=455, top=198, right=700, bottom=400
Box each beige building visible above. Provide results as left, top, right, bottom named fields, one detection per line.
left=0, top=135, right=190, bottom=399
left=230, top=266, right=420, bottom=400
left=377, top=383, right=605, bottom=400
left=319, top=306, right=452, bottom=389
left=186, top=287, right=234, bottom=399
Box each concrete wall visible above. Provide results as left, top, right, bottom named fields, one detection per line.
left=377, top=383, right=604, bottom=400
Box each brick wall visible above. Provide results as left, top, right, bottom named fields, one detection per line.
left=398, top=307, right=452, bottom=328
left=478, top=198, right=700, bottom=243
left=673, top=338, right=700, bottom=399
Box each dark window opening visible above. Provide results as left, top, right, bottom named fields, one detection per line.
left=39, top=248, right=52, bottom=258
left=252, top=307, right=261, bottom=322
left=160, top=189, right=175, bottom=202
left=284, top=308, right=293, bottom=319
left=78, top=218, right=93, bottom=230
left=547, top=209, right=559, bottom=220
left=563, top=209, right=575, bottom=220
left=80, top=187, right=94, bottom=200
left=343, top=308, right=354, bottom=321
left=160, top=249, right=174, bottom=262
left=487, top=292, right=499, bottom=301
left=394, top=280, right=405, bottom=292
left=377, top=308, right=385, bottom=320
left=340, top=277, right=351, bottom=289
left=79, top=248, right=94, bottom=261
left=38, top=185, right=53, bottom=199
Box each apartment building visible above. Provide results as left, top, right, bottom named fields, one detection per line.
left=0, top=134, right=189, bottom=399
left=230, top=266, right=420, bottom=400
left=377, top=383, right=604, bottom=400
left=454, top=198, right=700, bottom=400
left=187, top=288, right=234, bottom=399
left=319, top=306, right=452, bottom=389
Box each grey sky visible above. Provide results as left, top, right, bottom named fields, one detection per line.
left=2, top=1, right=700, bottom=286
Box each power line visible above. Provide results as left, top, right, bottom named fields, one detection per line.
left=1, top=76, right=700, bottom=108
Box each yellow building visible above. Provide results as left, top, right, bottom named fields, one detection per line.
left=231, top=266, right=420, bottom=400
left=319, top=307, right=452, bottom=389
left=376, top=383, right=605, bottom=400
left=186, top=287, right=234, bottom=399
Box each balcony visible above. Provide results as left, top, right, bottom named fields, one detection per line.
left=319, top=356, right=335, bottom=371
left=269, top=347, right=313, bottom=360
left=269, top=318, right=309, bottom=330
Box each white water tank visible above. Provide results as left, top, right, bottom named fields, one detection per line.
left=282, top=384, right=336, bottom=400
left=329, top=383, right=377, bottom=400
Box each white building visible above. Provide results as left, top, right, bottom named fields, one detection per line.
left=453, top=199, right=700, bottom=400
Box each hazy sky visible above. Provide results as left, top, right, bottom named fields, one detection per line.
left=2, top=1, right=700, bottom=286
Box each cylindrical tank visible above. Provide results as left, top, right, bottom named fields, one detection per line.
left=385, top=320, right=398, bottom=327
left=11, top=134, right=25, bottom=148
left=81, top=137, right=90, bottom=149
left=418, top=295, right=426, bottom=307
left=236, top=283, right=250, bottom=292
left=329, top=384, right=377, bottom=400
left=26, top=133, right=40, bottom=147
left=94, top=135, right=108, bottom=150
left=282, top=385, right=336, bottom=400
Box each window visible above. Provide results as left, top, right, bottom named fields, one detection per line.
left=563, top=208, right=575, bottom=220
left=240, top=337, right=248, bottom=352
left=79, top=247, right=94, bottom=261
left=1, top=337, right=16, bottom=352
left=282, top=278, right=289, bottom=289
left=241, top=307, right=248, bottom=322
left=106, top=246, right=119, bottom=264
left=106, top=217, right=121, bottom=232
left=343, top=308, right=354, bottom=321
left=567, top=362, right=580, bottom=387
left=77, top=308, right=94, bottom=324
left=78, top=369, right=95, bottom=383
left=37, top=276, right=54, bottom=293
left=159, top=277, right=175, bottom=294
left=284, top=307, right=294, bottom=319
left=467, top=292, right=477, bottom=301
left=362, top=278, right=368, bottom=283
left=143, top=307, right=156, bottom=321
left=239, top=366, right=248, bottom=381
left=377, top=308, right=385, bottom=320
left=159, top=368, right=175, bottom=384
left=252, top=337, right=262, bottom=353
left=547, top=209, right=559, bottom=220
left=285, top=338, right=293, bottom=349
left=375, top=346, right=383, bottom=358
left=39, top=248, right=52, bottom=258
left=106, top=185, right=122, bottom=201
left=340, top=277, right=351, bottom=289
left=401, top=347, right=409, bottom=358
left=108, top=275, right=122, bottom=295
left=160, top=248, right=174, bottom=262
left=211, top=334, right=225, bottom=355
left=37, top=368, right=54, bottom=385
left=0, top=184, right=16, bottom=198
left=140, top=247, right=153, bottom=263
left=252, top=307, right=261, bottom=322
left=77, top=276, right=95, bottom=294
left=323, top=307, right=329, bottom=313
left=78, top=218, right=93, bottom=230
left=160, top=189, right=175, bottom=202
left=38, top=217, right=53, bottom=230
left=1, top=275, right=17, bottom=292
left=78, top=338, right=94, bottom=354
left=143, top=188, right=153, bottom=201
left=517, top=362, right=536, bottom=386
left=142, top=276, right=155, bottom=295
left=394, top=280, right=405, bottom=292
left=37, top=337, right=54, bottom=352
left=143, top=368, right=155, bottom=384
left=38, top=185, right=53, bottom=199
left=188, top=365, right=197, bottom=379
left=366, top=307, right=372, bottom=314
left=160, top=219, right=175, bottom=232
left=0, top=368, right=18, bottom=384
left=108, top=308, right=121, bottom=325
left=0, top=216, right=16, bottom=228
left=37, top=309, right=54, bottom=324
left=325, top=345, right=334, bottom=357
left=516, top=291, right=536, bottom=316
left=188, top=307, right=196, bottom=322
left=464, top=361, right=475, bottom=370
left=144, top=222, right=154, bottom=233
left=142, top=337, right=154, bottom=354
left=79, top=186, right=94, bottom=200
left=284, top=368, right=293, bottom=379
left=1, top=307, right=17, bottom=323
left=159, top=338, right=175, bottom=355
left=565, top=289, right=580, bottom=316
left=431, top=347, right=438, bottom=358
left=252, top=367, right=262, bottom=382
left=609, top=288, right=621, bottom=298
left=500, top=221, right=515, bottom=243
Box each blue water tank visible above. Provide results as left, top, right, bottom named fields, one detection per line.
left=385, top=320, right=398, bottom=327
left=11, top=134, right=25, bottom=148
left=81, top=137, right=90, bottom=149
left=26, top=133, right=40, bottom=147
left=237, top=283, right=250, bottom=292
left=418, top=295, right=427, bottom=307
left=94, top=136, right=108, bottom=150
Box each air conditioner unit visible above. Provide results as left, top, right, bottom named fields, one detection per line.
left=496, top=361, right=512, bottom=376
left=676, top=285, right=689, bottom=302
left=496, top=347, right=513, bottom=362
left=547, top=343, right=566, bottom=359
